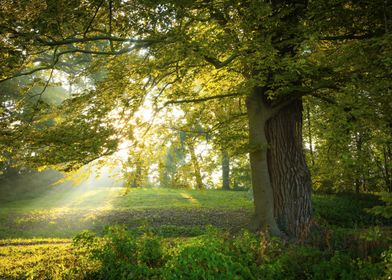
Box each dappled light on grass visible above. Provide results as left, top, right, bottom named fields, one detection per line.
left=0, top=169, right=130, bottom=238
left=14, top=185, right=122, bottom=211
left=180, top=192, right=200, bottom=205
left=8, top=185, right=123, bottom=232
left=0, top=187, right=253, bottom=239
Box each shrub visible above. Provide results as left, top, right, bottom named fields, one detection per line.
left=72, top=226, right=389, bottom=280
left=382, top=247, right=392, bottom=279
left=164, top=228, right=255, bottom=279
left=367, top=192, right=392, bottom=219
left=73, top=225, right=164, bottom=280
left=259, top=245, right=324, bottom=280
left=313, top=193, right=389, bottom=227
left=164, top=245, right=253, bottom=280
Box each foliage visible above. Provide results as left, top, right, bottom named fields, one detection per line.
left=73, top=226, right=164, bottom=280
left=313, top=193, right=391, bottom=227
left=367, top=192, right=392, bottom=219
left=164, top=228, right=255, bottom=280
left=69, top=226, right=390, bottom=280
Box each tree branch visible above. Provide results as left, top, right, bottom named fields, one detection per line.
left=203, top=52, right=238, bottom=69
left=0, top=66, right=54, bottom=83
left=84, top=0, right=104, bottom=37
left=36, top=35, right=160, bottom=46
left=56, top=47, right=136, bottom=56
left=0, top=44, right=144, bottom=83
left=164, top=92, right=242, bottom=106
left=319, top=31, right=384, bottom=41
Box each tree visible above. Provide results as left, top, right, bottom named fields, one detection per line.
left=1, top=0, right=391, bottom=239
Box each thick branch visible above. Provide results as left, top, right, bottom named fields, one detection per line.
left=164, top=92, right=241, bottom=106
left=0, top=66, right=54, bottom=83
left=36, top=35, right=160, bottom=46
left=0, top=45, right=142, bottom=83
left=56, top=47, right=136, bottom=56
left=320, top=31, right=384, bottom=41
left=203, top=53, right=238, bottom=69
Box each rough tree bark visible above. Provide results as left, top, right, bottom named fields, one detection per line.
left=266, top=99, right=313, bottom=239
left=247, top=87, right=313, bottom=239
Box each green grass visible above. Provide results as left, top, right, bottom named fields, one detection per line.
left=0, top=186, right=253, bottom=239
left=1, top=186, right=253, bottom=211
left=0, top=243, right=73, bottom=279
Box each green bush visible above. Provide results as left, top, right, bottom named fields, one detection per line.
left=382, top=247, right=392, bottom=279
left=164, top=245, right=253, bottom=279
left=367, top=192, right=392, bottom=219
left=164, top=228, right=255, bottom=279
left=259, top=245, right=324, bottom=280
left=73, top=226, right=164, bottom=280
left=313, top=193, right=390, bottom=227
left=259, top=245, right=386, bottom=280
left=72, top=226, right=389, bottom=280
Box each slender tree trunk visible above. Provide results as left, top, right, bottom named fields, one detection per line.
left=132, top=159, right=143, bottom=188
left=306, top=102, right=315, bottom=167
left=265, top=98, right=313, bottom=239
left=383, top=145, right=392, bottom=192
left=246, top=90, right=282, bottom=237
left=355, top=132, right=363, bottom=193
left=187, top=139, right=203, bottom=190
left=221, top=149, right=230, bottom=190
left=158, top=160, right=168, bottom=188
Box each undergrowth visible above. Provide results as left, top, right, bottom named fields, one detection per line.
left=3, top=225, right=385, bottom=280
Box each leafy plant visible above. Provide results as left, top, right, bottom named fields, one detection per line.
left=367, top=192, right=392, bottom=219
left=73, top=225, right=164, bottom=280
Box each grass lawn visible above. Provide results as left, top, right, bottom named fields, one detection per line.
left=0, top=186, right=254, bottom=239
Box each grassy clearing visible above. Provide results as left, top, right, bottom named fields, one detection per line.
left=1, top=186, right=253, bottom=211
left=0, top=187, right=253, bottom=239
left=0, top=185, right=391, bottom=279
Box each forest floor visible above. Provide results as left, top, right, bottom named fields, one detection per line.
left=0, top=185, right=390, bottom=278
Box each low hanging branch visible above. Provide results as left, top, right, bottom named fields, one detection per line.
left=35, top=35, right=161, bottom=46
left=0, top=43, right=149, bottom=83
left=319, top=30, right=384, bottom=41
left=163, top=92, right=242, bottom=106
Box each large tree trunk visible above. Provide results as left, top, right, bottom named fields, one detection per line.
left=265, top=99, right=313, bottom=239
left=246, top=90, right=282, bottom=237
